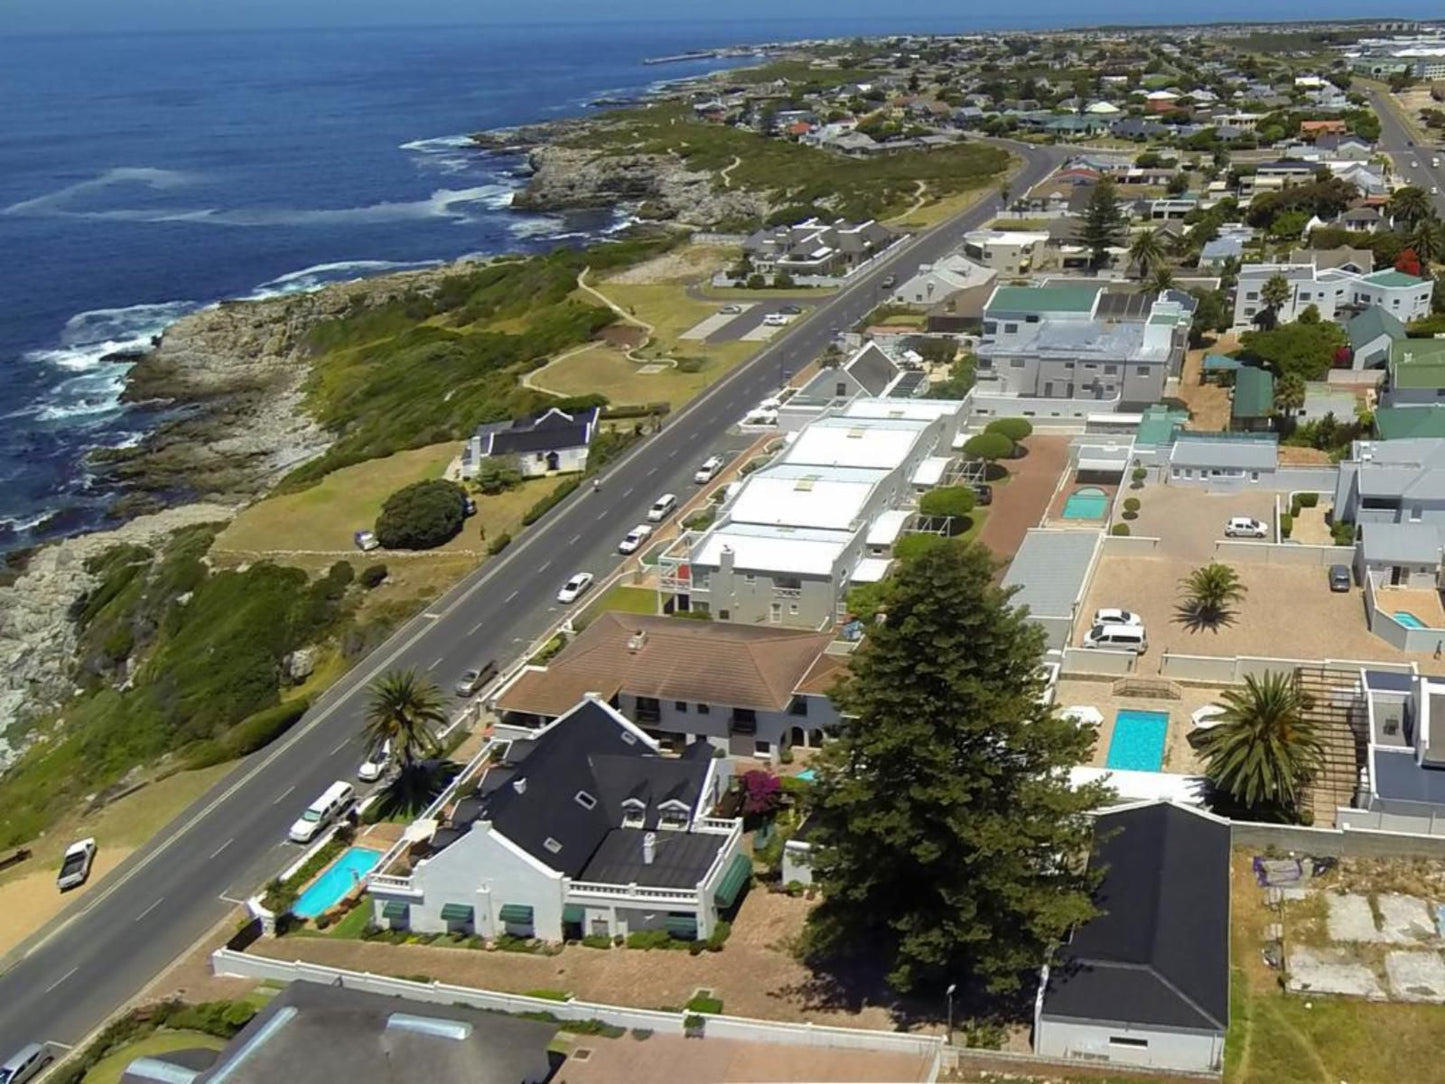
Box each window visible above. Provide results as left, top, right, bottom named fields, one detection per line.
left=732, top=709, right=758, bottom=735
left=1010, top=359, right=1025, bottom=368
left=659, top=804, right=689, bottom=829
left=621, top=801, right=646, bottom=828
left=1245, top=291, right=1258, bottom=300
left=1003, top=322, right=1018, bottom=333
left=543, top=837, right=563, bottom=854
left=743, top=573, right=756, bottom=585
left=697, top=703, right=711, bottom=714
left=1025, top=314, right=1040, bottom=323
left=718, top=609, right=730, bottom=620
left=789, top=603, right=799, bottom=615
left=835, top=382, right=848, bottom=397
left=1136, top=366, right=1149, bottom=376
left=675, top=701, right=688, bottom=712
left=789, top=697, right=809, bottom=717
left=1108, top=1036, right=1149, bottom=1049
left=620, top=730, right=637, bottom=744
left=574, top=791, right=597, bottom=810
left=983, top=321, right=997, bottom=335
left=755, top=740, right=772, bottom=756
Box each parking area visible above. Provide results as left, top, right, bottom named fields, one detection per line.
left=1126, top=483, right=1277, bottom=561
left=704, top=301, right=818, bottom=344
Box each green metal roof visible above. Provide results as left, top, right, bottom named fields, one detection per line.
left=986, top=284, right=1100, bottom=315
left=1135, top=404, right=1188, bottom=446
left=562, top=903, right=585, bottom=924
left=440, top=902, right=474, bottom=923
left=1202, top=354, right=1242, bottom=371
left=713, top=853, right=754, bottom=909
left=1232, top=366, right=1275, bottom=420
left=1347, top=306, right=1407, bottom=351
left=1390, top=339, right=1445, bottom=388
left=1376, top=406, right=1445, bottom=440
left=498, top=903, right=534, bottom=926
left=1364, top=269, right=1427, bottom=288
left=381, top=900, right=409, bottom=920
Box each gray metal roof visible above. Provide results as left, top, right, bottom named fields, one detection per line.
left=1374, top=749, right=1445, bottom=804
left=1360, top=522, right=1445, bottom=566
left=1001, top=529, right=1101, bottom=618
left=1169, top=437, right=1278, bottom=470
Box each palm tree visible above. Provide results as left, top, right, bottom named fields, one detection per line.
left=1255, top=273, right=1292, bottom=330
left=1148, top=265, right=1176, bottom=294
left=1194, top=671, right=1324, bottom=812
left=1389, top=185, right=1433, bottom=228
left=1177, top=561, right=1247, bottom=628
left=1274, top=372, right=1306, bottom=415
left=1407, top=216, right=1445, bottom=270
left=365, top=669, right=447, bottom=811
left=1128, top=228, right=1165, bottom=280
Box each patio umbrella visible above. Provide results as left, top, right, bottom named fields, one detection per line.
left=1061, top=706, right=1104, bottom=727
left=1191, top=705, right=1228, bottom=730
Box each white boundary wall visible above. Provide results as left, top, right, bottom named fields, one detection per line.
left=210, top=950, right=945, bottom=1058
left=1060, top=647, right=1137, bottom=676
left=1101, top=534, right=1162, bottom=556
left=1159, top=652, right=1413, bottom=685
left=1212, top=540, right=1344, bottom=566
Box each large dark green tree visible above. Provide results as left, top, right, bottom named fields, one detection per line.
left=1080, top=180, right=1125, bottom=268
left=803, top=542, right=1109, bottom=995
left=1195, top=670, right=1324, bottom=813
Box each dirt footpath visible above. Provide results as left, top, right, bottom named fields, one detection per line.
left=979, top=435, right=1070, bottom=565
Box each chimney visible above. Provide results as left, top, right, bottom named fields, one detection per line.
left=627, top=629, right=648, bottom=653
left=642, top=831, right=656, bottom=865
left=512, top=777, right=527, bottom=795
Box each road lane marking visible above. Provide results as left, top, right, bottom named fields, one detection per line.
left=622, top=487, right=635, bottom=498
left=330, top=737, right=350, bottom=755
left=537, top=560, right=551, bottom=572
left=423, top=611, right=441, bottom=619
left=646, top=467, right=658, bottom=476
left=45, top=967, right=77, bottom=993
left=46, top=1041, right=73, bottom=1051
left=427, top=656, right=442, bottom=671
left=505, top=590, right=519, bottom=603
left=135, top=898, right=164, bottom=923
left=209, top=838, right=234, bottom=860
left=668, top=448, right=679, bottom=458
left=272, top=785, right=295, bottom=806
left=219, top=893, right=246, bottom=905
left=468, top=619, right=486, bottom=635
left=569, top=534, right=582, bottom=545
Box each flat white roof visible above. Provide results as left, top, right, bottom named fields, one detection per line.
left=850, top=557, right=893, bottom=583
left=911, top=455, right=951, bottom=487
left=1069, top=766, right=1209, bottom=806
left=693, top=523, right=852, bottom=577
left=782, top=417, right=930, bottom=471
left=729, top=465, right=887, bottom=531
left=865, top=509, right=911, bottom=546
left=841, top=397, right=964, bottom=422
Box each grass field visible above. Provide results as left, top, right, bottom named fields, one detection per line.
left=82, top=1030, right=227, bottom=1084
left=583, top=583, right=661, bottom=622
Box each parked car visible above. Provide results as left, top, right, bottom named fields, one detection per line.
left=646, top=494, right=678, bottom=522
left=778, top=303, right=803, bottom=315
left=763, top=313, right=788, bottom=327
left=289, top=781, right=354, bottom=844
left=972, top=483, right=993, bottom=506
left=557, top=571, right=595, bottom=604
left=357, top=740, right=392, bottom=783
left=1082, top=623, right=1148, bottom=653
left=719, top=304, right=742, bottom=315
left=1329, top=564, right=1352, bottom=592
left=618, top=524, right=653, bottom=554
left=1092, top=608, right=1143, bottom=627
left=0, top=1044, right=51, bottom=1084
left=693, top=455, right=725, bottom=484
left=353, top=529, right=379, bottom=552
left=462, top=496, right=477, bottom=516
left=881, top=274, right=897, bottom=288
left=1224, top=516, right=1267, bottom=539
left=55, top=838, right=96, bottom=892
left=454, top=660, right=498, bottom=697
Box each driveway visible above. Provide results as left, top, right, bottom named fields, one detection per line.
left=1127, top=483, right=1277, bottom=563
left=980, top=435, right=1072, bottom=564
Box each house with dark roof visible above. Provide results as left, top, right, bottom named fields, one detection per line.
left=367, top=696, right=745, bottom=942
left=1230, top=366, right=1276, bottom=432
left=491, top=612, right=843, bottom=760
left=795, top=342, right=905, bottom=403
left=1034, top=801, right=1230, bottom=1073
left=121, top=981, right=557, bottom=1084
left=742, top=217, right=896, bottom=280
left=462, top=405, right=599, bottom=479
left=1340, top=671, right=1445, bottom=834
left=1347, top=306, right=1407, bottom=370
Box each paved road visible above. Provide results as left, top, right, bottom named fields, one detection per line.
left=1368, top=87, right=1445, bottom=209
left=0, top=139, right=1064, bottom=1061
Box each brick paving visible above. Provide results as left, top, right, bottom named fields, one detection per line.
left=978, top=435, right=1071, bottom=565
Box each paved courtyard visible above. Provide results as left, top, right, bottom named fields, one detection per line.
left=1126, top=483, right=1278, bottom=562
left=1054, top=677, right=1214, bottom=773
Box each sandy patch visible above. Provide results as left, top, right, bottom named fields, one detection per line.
left=0, top=846, right=134, bottom=956
left=605, top=245, right=736, bottom=286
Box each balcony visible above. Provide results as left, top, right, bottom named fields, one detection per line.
left=773, top=586, right=802, bottom=599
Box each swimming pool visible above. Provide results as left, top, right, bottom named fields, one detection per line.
left=1394, top=611, right=1429, bottom=629
left=292, top=846, right=383, bottom=919
left=1106, top=710, right=1169, bottom=772
left=795, top=769, right=816, bottom=782
left=1061, top=486, right=1109, bottom=520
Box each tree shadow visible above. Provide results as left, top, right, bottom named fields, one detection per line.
left=370, top=758, right=461, bottom=821
left=1174, top=601, right=1240, bottom=632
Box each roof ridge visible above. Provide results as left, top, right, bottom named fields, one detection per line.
left=1064, top=957, right=1224, bottom=1030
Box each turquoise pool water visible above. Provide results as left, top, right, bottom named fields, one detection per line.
left=293, top=846, right=383, bottom=919
left=1106, top=710, right=1169, bottom=772
left=1394, top=611, right=1428, bottom=629
left=795, top=769, right=816, bottom=782
left=1061, top=486, right=1108, bottom=520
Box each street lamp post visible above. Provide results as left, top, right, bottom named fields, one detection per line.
left=945, top=982, right=957, bottom=1046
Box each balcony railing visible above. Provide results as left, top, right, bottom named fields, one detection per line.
left=567, top=881, right=700, bottom=905
left=368, top=873, right=423, bottom=897
left=773, top=586, right=802, bottom=599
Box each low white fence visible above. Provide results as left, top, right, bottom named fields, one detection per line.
left=1327, top=369, right=1385, bottom=387
left=1212, top=540, right=1342, bottom=566
left=1234, top=818, right=1445, bottom=857
left=969, top=392, right=1115, bottom=421
left=691, top=232, right=748, bottom=245
left=1159, top=652, right=1414, bottom=685
left=1060, top=646, right=1136, bottom=676
left=210, top=950, right=945, bottom=1057
left=1101, top=534, right=1161, bottom=556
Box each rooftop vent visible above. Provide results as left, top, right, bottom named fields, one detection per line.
left=512, top=777, right=527, bottom=795
left=627, top=629, right=648, bottom=652
left=386, top=1013, right=473, bottom=1041
left=643, top=830, right=657, bottom=865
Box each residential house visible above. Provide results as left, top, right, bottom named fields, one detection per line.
left=1347, top=306, right=1408, bottom=369
left=795, top=342, right=905, bottom=404
left=742, top=218, right=895, bottom=280
left=1231, top=263, right=1432, bottom=329
left=1333, top=438, right=1445, bottom=585
left=1199, top=236, right=1244, bottom=268
left=1034, top=801, right=1230, bottom=1073
left=1290, top=246, right=1374, bottom=274
left=1167, top=436, right=1280, bottom=489
left=974, top=285, right=1192, bottom=412
left=462, top=405, right=599, bottom=479
left=491, top=612, right=843, bottom=760
left=961, top=229, right=1050, bottom=275
left=1326, top=160, right=1388, bottom=197
left=1231, top=366, right=1276, bottom=432
left=1340, top=671, right=1445, bottom=836
left=367, top=696, right=745, bottom=941
left=1376, top=405, right=1445, bottom=440
left=1001, top=528, right=1103, bottom=649
left=120, top=982, right=558, bottom=1084
left=1110, top=117, right=1169, bottom=140
left=1385, top=338, right=1445, bottom=406
left=1300, top=118, right=1347, bottom=138
left=1315, top=133, right=1374, bottom=160
left=890, top=252, right=995, bottom=306
left=1334, top=205, right=1384, bottom=232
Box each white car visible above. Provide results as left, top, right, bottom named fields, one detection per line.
left=618, top=524, right=652, bottom=555
left=56, top=838, right=97, bottom=892
left=693, top=455, right=725, bottom=484
left=1224, top=516, right=1268, bottom=539
left=719, top=304, right=742, bottom=315
left=646, top=494, right=677, bottom=523
left=763, top=313, right=788, bottom=327
left=358, top=739, right=392, bottom=783
left=1092, top=608, right=1142, bottom=627
left=557, top=572, right=595, bottom=604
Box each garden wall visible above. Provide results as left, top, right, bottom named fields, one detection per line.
left=1212, top=540, right=1341, bottom=566
left=1060, top=647, right=1137, bottom=677
left=1101, top=534, right=1162, bottom=556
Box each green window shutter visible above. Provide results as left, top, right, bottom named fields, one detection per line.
left=562, top=903, right=585, bottom=924
left=498, top=904, right=535, bottom=925
left=713, top=853, right=753, bottom=908
left=664, top=913, right=698, bottom=938
left=381, top=900, right=409, bottom=920
left=440, top=903, right=474, bottom=923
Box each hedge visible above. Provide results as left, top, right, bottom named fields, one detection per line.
left=1297, top=492, right=1319, bottom=508
left=1280, top=512, right=1294, bottom=538
left=601, top=402, right=671, bottom=420
left=375, top=478, right=468, bottom=550
left=186, top=696, right=311, bottom=769
left=522, top=478, right=581, bottom=526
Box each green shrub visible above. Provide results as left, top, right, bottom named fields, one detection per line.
left=1122, top=497, right=1141, bottom=513
left=918, top=486, right=976, bottom=521
left=581, top=934, right=613, bottom=949
left=1297, top=491, right=1319, bottom=508
left=739, top=457, right=768, bottom=475
left=525, top=989, right=572, bottom=1001
left=626, top=929, right=685, bottom=950
left=1131, top=466, right=1148, bottom=485
left=675, top=356, right=707, bottom=374
left=1290, top=499, right=1303, bottom=518
left=359, top=563, right=389, bottom=589
left=962, top=431, right=1014, bottom=462
left=704, top=920, right=732, bottom=952
left=1111, top=523, right=1131, bottom=536
left=1280, top=512, right=1294, bottom=538
left=683, top=507, right=717, bottom=531
left=475, top=459, right=523, bottom=495
left=686, top=994, right=724, bottom=1014
left=1331, top=520, right=1356, bottom=546
left=375, top=479, right=467, bottom=550
left=984, top=417, right=1033, bottom=442
left=522, top=478, right=581, bottom=525
left=893, top=533, right=947, bottom=561
left=487, top=532, right=512, bottom=556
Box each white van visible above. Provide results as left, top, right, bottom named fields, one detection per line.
left=288, top=780, right=354, bottom=843
left=1082, top=623, right=1148, bottom=653
left=646, top=493, right=678, bottom=522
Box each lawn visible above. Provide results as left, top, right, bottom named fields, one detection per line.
left=693, top=285, right=838, bottom=300
left=81, top=1030, right=226, bottom=1084
left=582, top=584, right=660, bottom=622
left=888, top=180, right=1000, bottom=230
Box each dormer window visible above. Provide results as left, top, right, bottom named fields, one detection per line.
left=621, top=799, right=646, bottom=829
left=658, top=800, right=690, bottom=830
left=575, top=790, right=597, bottom=810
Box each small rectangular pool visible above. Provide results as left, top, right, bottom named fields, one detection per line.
left=1394, top=611, right=1429, bottom=630
left=293, top=846, right=384, bottom=919
left=1106, top=710, right=1169, bottom=772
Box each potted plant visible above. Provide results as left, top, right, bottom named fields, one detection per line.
left=684, top=1013, right=706, bottom=1039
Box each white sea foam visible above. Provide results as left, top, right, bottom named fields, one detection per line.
left=506, top=214, right=572, bottom=240
left=246, top=258, right=442, bottom=300
left=0, top=511, right=51, bottom=533
left=398, top=134, right=477, bottom=152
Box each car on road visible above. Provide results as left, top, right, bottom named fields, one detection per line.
left=357, top=739, right=392, bottom=783
left=0, top=1043, right=51, bottom=1084
left=618, top=524, right=653, bottom=554
left=778, top=303, right=803, bottom=315
left=718, top=304, right=742, bottom=314
left=56, top=838, right=96, bottom=892
left=763, top=313, right=788, bottom=327
left=1413, top=160, right=1421, bottom=169
left=1082, top=623, right=1148, bottom=653
left=881, top=274, right=897, bottom=288
left=289, top=781, right=354, bottom=844
left=1434, top=185, right=1440, bottom=196
left=1434, top=156, right=1441, bottom=168
left=972, top=483, right=993, bottom=506
left=693, top=454, right=725, bottom=484
left=1329, top=564, right=1352, bottom=592
left=1224, top=516, right=1268, bottom=539
left=557, top=571, right=595, bottom=604
left=1092, top=608, right=1143, bottom=627
left=646, top=493, right=677, bottom=522
left=454, top=660, right=497, bottom=697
